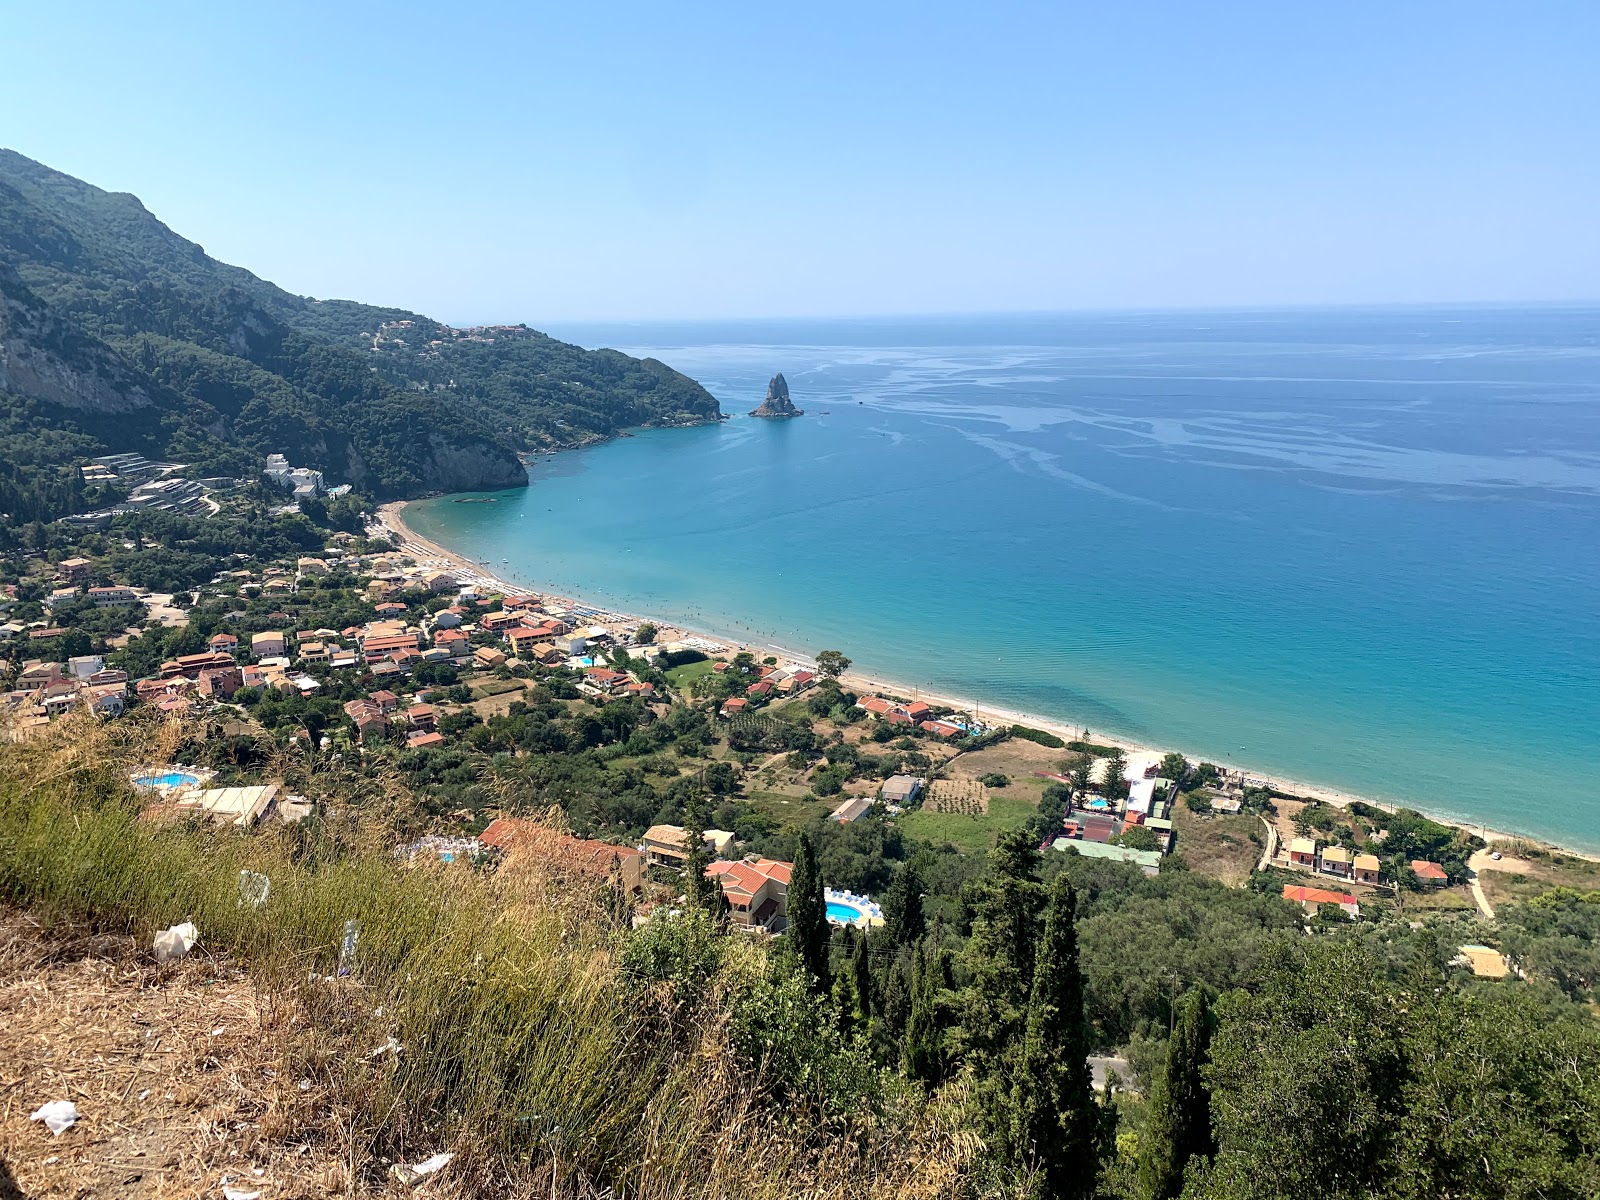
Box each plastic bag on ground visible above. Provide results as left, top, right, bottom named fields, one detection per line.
left=238, top=870, right=271, bottom=908
left=29, top=1099, right=79, bottom=1135
left=153, top=921, right=198, bottom=964
left=390, top=1151, right=453, bottom=1185
left=337, top=918, right=359, bottom=977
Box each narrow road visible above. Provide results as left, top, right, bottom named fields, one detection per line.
left=1466, top=849, right=1496, bottom=920
left=1256, top=815, right=1278, bottom=873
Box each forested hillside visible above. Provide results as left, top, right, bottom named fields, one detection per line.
left=0, top=149, right=721, bottom=513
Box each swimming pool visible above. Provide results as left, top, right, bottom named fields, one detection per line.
left=824, top=888, right=884, bottom=928
left=133, top=771, right=200, bottom=789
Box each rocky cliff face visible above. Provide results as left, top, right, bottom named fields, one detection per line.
left=749, top=372, right=803, bottom=418
left=0, top=263, right=149, bottom=413
left=420, top=435, right=529, bottom=492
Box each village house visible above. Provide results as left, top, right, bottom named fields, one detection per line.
left=1352, top=852, right=1382, bottom=885
left=57, top=556, right=94, bottom=582
left=45, top=587, right=78, bottom=610
left=473, top=646, right=508, bottom=670
left=88, top=585, right=139, bottom=607
left=720, top=697, right=749, bottom=717
left=208, top=632, right=239, bottom=653
left=1282, top=884, right=1361, bottom=919
left=1318, top=845, right=1353, bottom=878
left=432, top=628, right=471, bottom=653
left=405, top=703, right=438, bottom=731
left=196, top=666, right=243, bottom=700
left=343, top=698, right=388, bottom=740
left=641, top=824, right=737, bottom=868
left=881, top=775, right=925, bottom=806
left=161, top=651, right=239, bottom=680
left=296, top=556, right=330, bottom=576
left=831, top=796, right=875, bottom=823
left=1411, top=859, right=1449, bottom=885
left=407, top=730, right=446, bottom=749
left=362, top=632, right=420, bottom=663
left=479, top=819, right=646, bottom=893
left=1287, top=837, right=1318, bottom=870
left=705, top=857, right=794, bottom=933
left=251, top=631, right=287, bottom=659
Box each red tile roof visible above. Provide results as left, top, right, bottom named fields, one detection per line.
left=1410, top=859, right=1449, bottom=881
left=1283, top=885, right=1358, bottom=907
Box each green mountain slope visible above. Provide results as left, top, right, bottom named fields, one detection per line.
left=0, top=149, right=722, bottom=509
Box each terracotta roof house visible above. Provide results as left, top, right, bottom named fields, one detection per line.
left=705, top=857, right=793, bottom=932
left=1282, top=885, right=1360, bottom=918
left=1411, top=859, right=1449, bottom=885
left=342, top=698, right=388, bottom=739
left=480, top=819, right=645, bottom=892
left=407, top=730, right=446, bottom=749
left=720, top=697, right=750, bottom=717
left=370, top=689, right=400, bottom=712
left=208, top=633, right=239, bottom=651
left=405, top=703, right=438, bottom=731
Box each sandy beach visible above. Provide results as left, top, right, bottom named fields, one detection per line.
left=376, top=501, right=1563, bottom=857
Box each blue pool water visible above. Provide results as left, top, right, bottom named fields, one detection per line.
left=404, top=307, right=1600, bottom=850
left=135, top=771, right=199, bottom=789
left=827, top=901, right=866, bottom=924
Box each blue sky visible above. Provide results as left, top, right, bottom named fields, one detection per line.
left=4, top=2, right=1597, bottom=322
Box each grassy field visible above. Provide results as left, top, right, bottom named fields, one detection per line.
left=899, top=794, right=1038, bottom=854
left=742, top=788, right=838, bottom=832
left=664, top=658, right=718, bottom=690
left=469, top=676, right=526, bottom=700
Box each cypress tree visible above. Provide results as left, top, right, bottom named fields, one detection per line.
left=853, top=927, right=873, bottom=1024
left=903, top=939, right=938, bottom=1084
left=787, top=831, right=830, bottom=992
left=832, top=930, right=862, bottom=1035
left=680, top=796, right=718, bottom=910
left=1137, top=988, right=1216, bottom=1200
left=884, top=861, right=927, bottom=946
left=1010, top=873, right=1099, bottom=1200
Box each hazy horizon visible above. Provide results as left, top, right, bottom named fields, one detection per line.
left=7, top=3, right=1598, bottom=324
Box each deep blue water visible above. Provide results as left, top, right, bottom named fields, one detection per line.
left=405, top=308, right=1600, bottom=849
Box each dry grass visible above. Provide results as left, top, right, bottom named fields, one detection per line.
left=0, top=712, right=981, bottom=1200
left=0, top=909, right=361, bottom=1199
left=1171, top=807, right=1261, bottom=886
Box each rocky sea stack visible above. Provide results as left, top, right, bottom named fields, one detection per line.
left=749, top=372, right=804, bottom=418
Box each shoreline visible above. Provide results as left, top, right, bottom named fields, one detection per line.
left=376, top=500, right=1590, bottom=863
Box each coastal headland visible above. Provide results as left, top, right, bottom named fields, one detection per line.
left=378, top=500, right=1582, bottom=863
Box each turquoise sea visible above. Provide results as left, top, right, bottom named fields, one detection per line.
left=403, top=309, right=1600, bottom=851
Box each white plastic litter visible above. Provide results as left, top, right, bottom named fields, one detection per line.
left=390, top=1151, right=454, bottom=1185
left=223, top=1188, right=262, bottom=1200
left=238, top=870, right=271, bottom=908
left=29, top=1099, right=79, bottom=1135
left=153, top=921, right=199, bottom=963
left=369, top=1036, right=403, bottom=1058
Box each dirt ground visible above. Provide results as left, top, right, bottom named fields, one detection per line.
left=1475, top=842, right=1600, bottom=908
left=0, top=911, right=365, bottom=1199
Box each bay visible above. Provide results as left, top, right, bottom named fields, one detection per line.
left=404, top=307, right=1600, bottom=851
